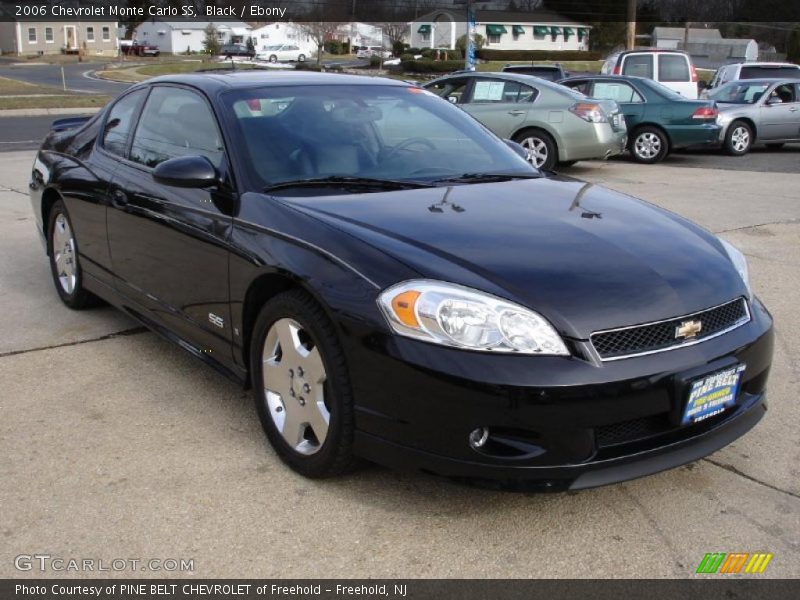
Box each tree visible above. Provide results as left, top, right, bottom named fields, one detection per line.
left=202, top=24, right=221, bottom=57
left=296, top=22, right=345, bottom=65
left=246, top=36, right=255, bottom=55
left=456, top=33, right=486, bottom=58
left=787, top=27, right=800, bottom=63
left=379, top=22, right=410, bottom=51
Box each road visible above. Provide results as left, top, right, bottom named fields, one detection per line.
left=0, top=61, right=131, bottom=95
left=0, top=115, right=68, bottom=151
left=0, top=150, right=798, bottom=579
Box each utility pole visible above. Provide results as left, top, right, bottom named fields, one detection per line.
left=683, top=20, right=691, bottom=50
left=626, top=0, right=636, bottom=50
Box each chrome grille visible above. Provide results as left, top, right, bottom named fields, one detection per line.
left=591, top=298, right=750, bottom=360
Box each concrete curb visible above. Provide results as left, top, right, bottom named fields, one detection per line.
left=0, top=107, right=102, bottom=117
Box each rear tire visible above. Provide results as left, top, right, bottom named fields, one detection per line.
left=724, top=120, right=753, bottom=156
left=250, top=289, right=358, bottom=478
left=513, top=129, right=557, bottom=170
left=630, top=126, right=669, bottom=163
left=47, top=200, right=100, bottom=309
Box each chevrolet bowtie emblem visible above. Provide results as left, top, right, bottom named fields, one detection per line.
left=676, top=319, right=703, bottom=339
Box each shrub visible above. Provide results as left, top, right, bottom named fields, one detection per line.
left=476, top=49, right=602, bottom=61
left=369, top=55, right=381, bottom=68
left=400, top=59, right=464, bottom=73
left=324, top=40, right=343, bottom=55
left=392, top=41, right=409, bottom=56
left=456, top=33, right=485, bottom=58
left=407, top=47, right=421, bottom=54
left=400, top=53, right=414, bottom=62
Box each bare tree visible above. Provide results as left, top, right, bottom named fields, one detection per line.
left=379, top=22, right=410, bottom=51
left=296, top=21, right=346, bottom=65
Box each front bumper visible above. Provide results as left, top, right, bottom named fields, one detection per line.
left=346, top=297, right=774, bottom=490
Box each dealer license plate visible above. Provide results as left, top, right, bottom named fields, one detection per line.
left=682, top=364, right=745, bottom=426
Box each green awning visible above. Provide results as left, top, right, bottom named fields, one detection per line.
left=485, top=24, right=508, bottom=36
left=577, top=27, right=589, bottom=39
left=417, top=24, right=431, bottom=34
left=533, top=26, right=549, bottom=36
left=550, top=26, right=563, bottom=36
left=512, top=25, right=526, bottom=35
left=563, top=27, right=575, bottom=39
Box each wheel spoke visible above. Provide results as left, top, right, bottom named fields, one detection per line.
left=280, top=405, right=306, bottom=448
left=275, top=319, right=302, bottom=362
left=307, top=400, right=330, bottom=445
left=301, top=346, right=326, bottom=386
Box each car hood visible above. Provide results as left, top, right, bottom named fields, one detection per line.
left=277, top=178, right=746, bottom=339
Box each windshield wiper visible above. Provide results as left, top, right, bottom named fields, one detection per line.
left=263, top=176, right=434, bottom=193
left=432, top=172, right=542, bottom=184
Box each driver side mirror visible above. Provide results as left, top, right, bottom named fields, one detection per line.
left=447, top=95, right=458, bottom=104
left=153, top=155, right=219, bottom=188
left=503, top=139, right=529, bottom=161
left=766, top=96, right=782, bottom=106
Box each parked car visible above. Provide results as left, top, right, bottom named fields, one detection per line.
left=120, top=40, right=160, bottom=57
left=29, top=71, right=772, bottom=490
left=601, top=49, right=699, bottom=99
left=356, top=46, right=392, bottom=59
left=424, top=71, right=627, bottom=169
left=707, top=62, right=800, bottom=91
left=502, top=63, right=569, bottom=81
left=559, top=75, right=720, bottom=163
left=219, top=44, right=255, bottom=59
left=708, top=78, right=800, bottom=155
left=257, top=44, right=307, bottom=63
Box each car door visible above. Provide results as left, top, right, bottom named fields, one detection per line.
left=589, top=80, right=646, bottom=129
left=460, top=77, right=537, bottom=139
left=106, top=84, right=236, bottom=363
left=760, top=83, right=800, bottom=140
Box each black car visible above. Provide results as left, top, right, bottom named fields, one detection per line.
left=29, top=72, right=773, bottom=490
left=219, top=43, right=254, bottom=58
left=502, top=64, right=569, bottom=81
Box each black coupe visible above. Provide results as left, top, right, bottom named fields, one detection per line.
left=29, top=72, right=773, bottom=490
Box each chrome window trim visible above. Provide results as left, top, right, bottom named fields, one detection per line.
left=591, top=297, right=751, bottom=362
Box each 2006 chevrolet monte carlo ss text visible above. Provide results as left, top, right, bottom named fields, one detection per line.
left=28, top=72, right=774, bottom=491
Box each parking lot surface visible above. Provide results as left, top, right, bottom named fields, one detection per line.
left=1, top=151, right=798, bottom=578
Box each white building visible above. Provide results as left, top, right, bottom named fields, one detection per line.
left=651, top=27, right=758, bottom=68
left=134, top=20, right=251, bottom=54
left=408, top=9, right=591, bottom=51
left=248, top=22, right=316, bottom=55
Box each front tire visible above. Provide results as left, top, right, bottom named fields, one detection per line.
left=725, top=120, right=753, bottom=156
left=297, top=54, right=306, bottom=63
left=47, top=199, right=99, bottom=309
left=269, top=54, right=278, bottom=63
left=250, top=289, right=358, bottom=478
left=513, top=129, right=557, bottom=170
left=630, top=126, right=669, bottom=163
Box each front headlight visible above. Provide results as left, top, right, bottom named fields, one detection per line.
left=719, top=238, right=751, bottom=297
left=377, top=280, right=569, bottom=356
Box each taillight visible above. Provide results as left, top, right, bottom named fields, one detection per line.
left=569, top=102, right=608, bottom=123
left=246, top=99, right=261, bottom=111
left=613, top=65, right=621, bottom=75
left=691, top=65, right=698, bottom=82
left=692, top=106, right=718, bottom=120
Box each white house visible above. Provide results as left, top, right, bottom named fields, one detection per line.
left=248, top=22, right=316, bottom=55
left=651, top=27, right=758, bottom=68
left=408, top=9, right=591, bottom=51
left=134, top=20, right=251, bottom=54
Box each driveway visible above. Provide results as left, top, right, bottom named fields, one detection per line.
left=1, top=151, right=798, bottom=578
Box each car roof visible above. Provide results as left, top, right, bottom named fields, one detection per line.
left=717, top=78, right=799, bottom=85
left=138, top=71, right=410, bottom=93
left=559, top=74, right=650, bottom=83
left=732, top=62, right=800, bottom=67
left=504, top=64, right=562, bottom=69
left=430, top=70, right=568, bottom=91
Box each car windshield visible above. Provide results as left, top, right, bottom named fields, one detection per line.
left=508, top=67, right=560, bottom=81
left=709, top=81, right=771, bottom=104
left=224, top=84, right=535, bottom=192
left=642, top=79, right=687, bottom=101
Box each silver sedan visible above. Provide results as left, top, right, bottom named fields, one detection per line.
left=710, top=78, right=800, bottom=155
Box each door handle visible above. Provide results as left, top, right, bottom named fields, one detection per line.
left=111, top=190, right=128, bottom=207
left=508, top=110, right=526, bottom=116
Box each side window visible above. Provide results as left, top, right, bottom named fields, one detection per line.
left=622, top=54, right=653, bottom=79
left=427, top=79, right=469, bottom=104
left=469, top=79, right=537, bottom=104
left=771, top=84, right=796, bottom=104
left=658, top=54, right=690, bottom=82
left=564, top=80, right=592, bottom=95
left=719, top=66, right=732, bottom=85
left=129, top=87, right=224, bottom=169
left=101, top=89, right=147, bottom=157
left=592, top=82, right=644, bottom=103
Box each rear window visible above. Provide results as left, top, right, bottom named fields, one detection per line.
left=504, top=67, right=560, bottom=81
left=658, top=54, right=690, bottom=82
left=740, top=66, right=800, bottom=79
left=622, top=54, right=653, bottom=78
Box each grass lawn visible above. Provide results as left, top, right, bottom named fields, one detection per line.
left=96, top=61, right=266, bottom=83
left=0, top=75, right=110, bottom=109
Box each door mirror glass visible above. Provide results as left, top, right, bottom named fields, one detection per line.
left=153, top=155, right=218, bottom=188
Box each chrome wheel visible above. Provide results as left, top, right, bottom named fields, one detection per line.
left=731, top=126, right=750, bottom=152
left=52, top=213, right=76, bottom=295
left=634, top=132, right=662, bottom=160
left=519, top=136, right=548, bottom=168
left=262, top=318, right=329, bottom=455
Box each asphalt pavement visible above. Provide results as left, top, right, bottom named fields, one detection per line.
left=0, top=149, right=798, bottom=578
left=0, top=61, right=130, bottom=95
